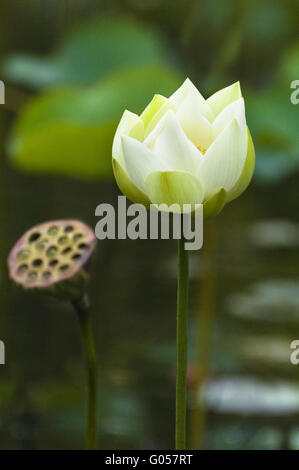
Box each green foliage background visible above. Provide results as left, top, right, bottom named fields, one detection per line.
left=2, top=0, right=299, bottom=183
left=1, top=0, right=299, bottom=451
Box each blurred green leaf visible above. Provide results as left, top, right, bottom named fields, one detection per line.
left=248, top=89, right=298, bottom=149
left=3, top=18, right=173, bottom=88
left=8, top=65, right=183, bottom=179
left=276, top=42, right=299, bottom=85
left=247, top=86, right=299, bottom=183
left=243, top=0, right=292, bottom=49
left=247, top=38, right=299, bottom=184
left=254, top=151, right=298, bottom=184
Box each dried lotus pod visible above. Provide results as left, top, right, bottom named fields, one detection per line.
left=8, top=219, right=96, bottom=300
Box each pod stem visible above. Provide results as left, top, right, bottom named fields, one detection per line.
left=72, top=294, right=98, bottom=450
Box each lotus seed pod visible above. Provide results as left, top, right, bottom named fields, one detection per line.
left=8, top=220, right=96, bottom=300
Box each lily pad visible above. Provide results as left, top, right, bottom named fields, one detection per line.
left=238, top=336, right=292, bottom=366
left=202, top=377, right=299, bottom=415
left=249, top=219, right=299, bottom=248
left=8, top=65, right=183, bottom=179
left=226, top=279, right=299, bottom=323
left=3, top=18, right=173, bottom=88
left=247, top=86, right=299, bottom=183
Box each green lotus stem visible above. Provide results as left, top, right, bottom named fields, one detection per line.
left=175, top=231, right=189, bottom=450
left=72, top=295, right=98, bottom=450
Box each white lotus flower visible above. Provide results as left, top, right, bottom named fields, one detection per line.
left=112, top=79, right=255, bottom=216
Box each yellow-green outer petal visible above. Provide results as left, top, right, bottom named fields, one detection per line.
left=140, top=94, right=168, bottom=128
left=203, top=188, right=227, bottom=218
left=226, top=127, right=255, bottom=203
left=207, top=81, right=242, bottom=117
left=145, top=170, right=204, bottom=211
left=112, top=158, right=151, bottom=206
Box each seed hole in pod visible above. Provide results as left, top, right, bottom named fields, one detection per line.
left=48, top=225, right=59, bottom=236
left=64, top=225, right=74, bottom=233
left=78, top=243, right=89, bottom=250
left=17, top=264, right=28, bottom=275
left=73, top=233, right=83, bottom=241
left=27, top=271, right=37, bottom=281
left=46, top=246, right=58, bottom=257
left=59, top=264, right=69, bottom=272
left=58, top=236, right=68, bottom=245
left=32, top=258, right=43, bottom=267
left=42, top=271, right=52, bottom=280
left=29, top=232, right=41, bottom=243
left=16, top=249, right=30, bottom=261
left=36, top=241, right=46, bottom=251
left=72, top=253, right=81, bottom=260
left=49, top=259, right=58, bottom=267
left=61, top=246, right=72, bottom=255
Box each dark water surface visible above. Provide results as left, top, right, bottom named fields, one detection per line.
left=0, top=152, right=299, bottom=449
